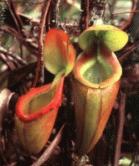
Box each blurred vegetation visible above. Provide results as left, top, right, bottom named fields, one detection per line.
left=0, top=0, right=139, bottom=166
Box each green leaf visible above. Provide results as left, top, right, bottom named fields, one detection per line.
left=78, top=25, right=128, bottom=52
left=43, top=29, right=75, bottom=75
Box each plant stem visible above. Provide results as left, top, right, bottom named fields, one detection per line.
left=0, top=26, right=38, bottom=55
left=113, top=92, right=126, bottom=166
left=80, top=0, right=89, bottom=31
left=5, top=0, right=23, bottom=35
left=120, top=0, right=138, bottom=30
left=32, top=0, right=52, bottom=87
left=119, top=42, right=139, bottom=63
left=0, top=46, right=26, bottom=66
left=31, top=124, right=65, bottom=166
left=50, top=0, right=60, bottom=28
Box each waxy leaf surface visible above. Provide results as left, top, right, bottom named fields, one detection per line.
left=15, top=28, right=76, bottom=154
left=15, top=76, right=64, bottom=154
left=73, top=47, right=122, bottom=154
left=78, top=25, right=128, bottom=52
left=43, top=29, right=75, bottom=75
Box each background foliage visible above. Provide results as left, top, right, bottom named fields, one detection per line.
left=0, top=0, right=139, bottom=166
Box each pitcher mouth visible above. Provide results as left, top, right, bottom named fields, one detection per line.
left=73, top=47, right=122, bottom=89
left=16, top=76, right=64, bottom=122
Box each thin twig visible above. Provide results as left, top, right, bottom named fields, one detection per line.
left=2, top=0, right=45, bottom=4
left=0, top=46, right=26, bottom=71
left=0, top=53, right=16, bottom=70
left=31, top=124, right=65, bottom=166
left=5, top=0, right=23, bottom=35
left=120, top=0, right=138, bottom=30
left=112, top=10, right=139, bottom=16
left=5, top=0, right=26, bottom=57
left=0, top=46, right=26, bottom=66
left=50, top=0, right=60, bottom=27
left=119, top=42, right=139, bottom=63
left=0, top=26, right=38, bottom=55
left=80, top=0, right=89, bottom=31
left=32, top=0, right=52, bottom=87
left=109, top=0, right=118, bottom=21
left=18, top=13, right=39, bottom=25
left=113, top=93, right=126, bottom=166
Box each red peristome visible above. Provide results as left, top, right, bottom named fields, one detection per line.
left=16, top=77, right=64, bottom=122
left=45, top=29, right=75, bottom=65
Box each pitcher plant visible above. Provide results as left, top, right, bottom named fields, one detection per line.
left=72, top=25, right=128, bottom=154
left=15, top=29, right=75, bottom=154
left=15, top=25, right=128, bottom=155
